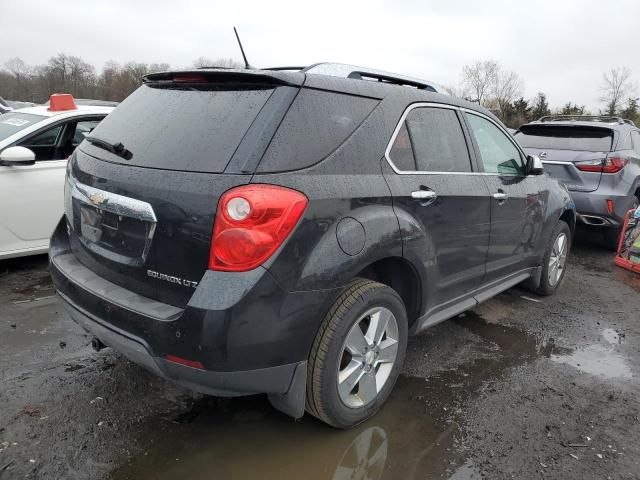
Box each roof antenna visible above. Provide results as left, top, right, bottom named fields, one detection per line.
left=233, top=27, right=252, bottom=69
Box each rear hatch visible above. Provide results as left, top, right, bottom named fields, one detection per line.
left=65, top=70, right=302, bottom=307
left=515, top=124, right=614, bottom=192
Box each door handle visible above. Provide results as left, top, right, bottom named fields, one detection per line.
left=492, top=191, right=508, bottom=202
left=411, top=190, right=437, bottom=201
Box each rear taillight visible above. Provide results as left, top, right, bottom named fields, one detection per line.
left=209, top=184, right=308, bottom=272
left=575, top=156, right=628, bottom=173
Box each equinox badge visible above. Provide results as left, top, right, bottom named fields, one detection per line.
left=147, top=270, right=198, bottom=288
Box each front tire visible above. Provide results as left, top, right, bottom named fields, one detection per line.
left=306, top=278, right=408, bottom=428
left=536, top=221, right=571, bottom=296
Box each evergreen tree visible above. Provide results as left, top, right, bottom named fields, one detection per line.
left=531, top=92, right=551, bottom=120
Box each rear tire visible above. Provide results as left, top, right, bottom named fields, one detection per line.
left=306, top=278, right=408, bottom=428
left=536, top=221, right=571, bottom=296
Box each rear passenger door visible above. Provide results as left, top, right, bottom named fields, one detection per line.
left=464, top=111, right=546, bottom=284
left=383, top=104, right=491, bottom=321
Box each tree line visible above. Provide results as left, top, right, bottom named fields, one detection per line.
left=1, top=54, right=638, bottom=128
left=0, top=54, right=241, bottom=104
left=451, top=60, right=638, bottom=127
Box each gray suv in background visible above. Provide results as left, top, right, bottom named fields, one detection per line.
left=514, top=116, right=640, bottom=249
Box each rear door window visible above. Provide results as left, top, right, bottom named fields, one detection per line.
left=388, top=123, right=416, bottom=171
left=515, top=125, right=613, bottom=152
left=388, top=107, right=472, bottom=172
left=257, top=89, right=378, bottom=172
left=403, top=107, right=471, bottom=172
left=85, top=84, right=275, bottom=173
left=72, top=119, right=101, bottom=147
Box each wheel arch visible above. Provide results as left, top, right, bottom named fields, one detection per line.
left=353, top=256, right=422, bottom=330
left=559, top=208, right=576, bottom=235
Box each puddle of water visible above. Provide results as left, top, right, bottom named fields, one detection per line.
left=551, top=345, right=632, bottom=379
left=111, top=376, right=458, bottom=480
left=551, top=329, right=632, bottom=379
left=446, top=460, right=482, bottom=479
left=110, top=315, right=547, bottom=480
left=601, top=328, right=624, bottom=345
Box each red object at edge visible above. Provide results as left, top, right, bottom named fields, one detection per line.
left=614, top=208, right=640, bottom=274
left=48, top=93, right=77, bottom=111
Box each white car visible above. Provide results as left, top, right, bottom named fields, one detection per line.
left=0, top=95, right=113, bottom=259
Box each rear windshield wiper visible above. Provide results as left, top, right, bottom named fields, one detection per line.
left=85, top=136, right=132, bottom=160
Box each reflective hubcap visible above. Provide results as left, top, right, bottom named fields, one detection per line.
left=338, top=307, right=399, bottom=408
left=548, top=232, right=568, bottom=287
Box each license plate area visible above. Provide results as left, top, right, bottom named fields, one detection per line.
left=68, top=177, right=157, bottom=267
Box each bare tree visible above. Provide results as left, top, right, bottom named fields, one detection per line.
left=493, top=69, right=524, bottom=118
left=3, top=58, right=33, bottom=99
left=461, top=60, right=499, bottom=106
left=442, top=84, right=462, bottom=98
left=193, top=56, right=215, bottom=68
left=193, top=57, right=243, bottom=69
left=600, top=67, right=636, bottom=115
left=148, top=63, right=171, bottom=74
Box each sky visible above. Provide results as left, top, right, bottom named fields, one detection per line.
left=3, top=0, right=639, bottom=111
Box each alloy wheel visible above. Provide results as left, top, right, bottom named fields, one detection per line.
left=548, top=232, right=568, bottom=287
left=337, top=307, right=399, bottom=408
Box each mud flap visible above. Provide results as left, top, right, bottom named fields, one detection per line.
left=268, top=361, right=307, bottom=418
left=522, top=265, right=543, bottom=290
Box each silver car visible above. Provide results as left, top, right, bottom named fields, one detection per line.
left=515, top=115, right=640, bottom=248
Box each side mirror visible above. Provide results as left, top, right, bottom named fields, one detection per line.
left=527, top=155, right=544, bottom=175
left=0, top=146, right=36, bottom=166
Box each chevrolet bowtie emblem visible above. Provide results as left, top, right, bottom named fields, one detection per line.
left=88, top=191, right=106, bottom=206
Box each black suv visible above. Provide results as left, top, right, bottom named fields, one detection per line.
left=50, top=63, right=575, bottom=428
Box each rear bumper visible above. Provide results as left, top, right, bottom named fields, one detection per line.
left=59, top=289, right=302, bottom=397
left=49, top=218, right=337, bottom=416
left=569, top=189, right=636, bottom=228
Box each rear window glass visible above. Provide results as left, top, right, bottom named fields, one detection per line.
left=257, top=89, right=378, bottom=172
left=515, top=126, right=613, bottom=152
left=0, top=113, right=46, bottom=142
left=85, top=84, right=274, bottom=172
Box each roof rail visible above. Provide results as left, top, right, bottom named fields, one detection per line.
left=303, top=63, right=440, bottom=92
left=264, top=62, right=442, bottom=92
left=262, top=66, right=306, bottom=72
left=537, top=115, right=635, bottom=126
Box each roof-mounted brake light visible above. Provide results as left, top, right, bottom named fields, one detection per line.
left=48, top=94, right=77, bottom=112
left=172, top=73, right=207, bottom=83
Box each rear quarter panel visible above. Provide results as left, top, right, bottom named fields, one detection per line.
left=536, top=175, right=575, bottom=260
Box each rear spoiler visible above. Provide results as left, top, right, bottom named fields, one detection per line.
left=143, top=69, right=305, bottom=87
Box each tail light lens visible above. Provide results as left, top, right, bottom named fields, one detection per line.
left=209, top=184, right=308, bottom=272
left=575, top=156, right=628, bottom=173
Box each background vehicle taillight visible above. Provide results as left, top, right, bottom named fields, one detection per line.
left=209, top=184, right=308, bottom=272
left=575, top=155, right=628, bottom=173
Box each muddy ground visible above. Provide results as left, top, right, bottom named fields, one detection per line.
left=1, top=231, right=640, bottom=479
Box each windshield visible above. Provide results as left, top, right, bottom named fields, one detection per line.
left=515, top=125, right=613, bottom=152
left=0, top=112, right=46, bottom=142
